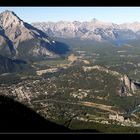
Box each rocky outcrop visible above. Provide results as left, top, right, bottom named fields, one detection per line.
left=120, top=75, right=137, bottom=96
left=123, top=75, right=131, bottom=91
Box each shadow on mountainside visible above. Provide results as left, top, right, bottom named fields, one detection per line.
left=134, top=82, right=140, bottom=88
left=22, top=23, right=70, bottom=56
left=47, top=41, right=70, bottom=55
left=38, top=39, right=70, bottom=55
left=24, top=22, right=49, bottom=38
left=0, top=95, right=99, bottom=133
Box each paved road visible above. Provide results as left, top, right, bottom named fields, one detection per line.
left=33, top=98, right=118, bottom=114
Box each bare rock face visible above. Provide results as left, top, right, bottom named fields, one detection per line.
left=120, top=75, right=137, bottom=95
left=0, top=10, right=23, bottom=28
left=0, top=10, right=33, bottom=45
left=123, top=75, right=131, bottom=91
left=0, top=10, right=68, bottom=60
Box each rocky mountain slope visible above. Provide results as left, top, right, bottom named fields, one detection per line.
left=32, top=18, right=140, bottom=42
left=120, top=75, right=140, bottom=96
left=0, top=10, right=69, bottom=60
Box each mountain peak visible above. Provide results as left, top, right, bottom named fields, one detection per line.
left=2, top=10, right=14, bottom=14
left=0, top=10, right=23, bottom=29
left=0, top=10, right=20, bottom=19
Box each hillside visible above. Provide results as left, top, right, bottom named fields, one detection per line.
left=0, top=55, right=31, bottom=75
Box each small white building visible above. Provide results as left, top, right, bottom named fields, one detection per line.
left=117, top=115, right=124, bottom=122
left=109, top=114, right=117, bottom=120
left=109, top=114, right=124, bottom=122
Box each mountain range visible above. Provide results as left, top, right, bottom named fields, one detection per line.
left=32, top=18, right=140, bottom=42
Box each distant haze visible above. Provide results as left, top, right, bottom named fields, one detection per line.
left=0, top=7, right=140, bottom=24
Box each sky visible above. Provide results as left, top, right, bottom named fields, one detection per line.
left=0, top=7, right=140, bottom=24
